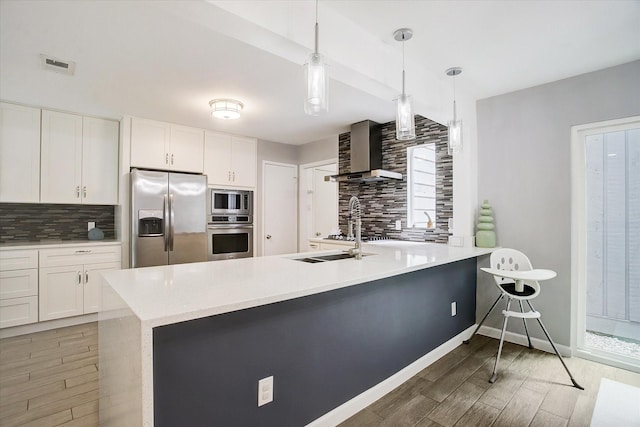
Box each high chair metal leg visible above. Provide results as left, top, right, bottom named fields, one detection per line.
left=464, top=294, right=503, bottom=345
left=490, top=299, right=512, bottom=383
left=519, top=300, right=534, bottom=349
left=527, top=301, right=584, bottom=390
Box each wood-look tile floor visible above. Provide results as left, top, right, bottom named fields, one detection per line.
left=340, top=335, right=640, bottom=427
left=1, top=324, right=639, bottom=427
left=0, top=322, right=98, bottom=427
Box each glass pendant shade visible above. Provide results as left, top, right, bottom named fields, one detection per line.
left=396, top=93, right=415, bottom=140
left=304, top=52, right=328, bottom=115
left=448, top=117, right=462, bottom=155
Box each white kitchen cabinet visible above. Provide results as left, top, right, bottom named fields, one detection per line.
left=0, top=249, right=39, bottom=328
left=204, top=131, right=256, bottom=188
left=41, top=110, right=119, bottom=204
left=307, top=239, right=355, bottom=252
left=0, top=103, right=41, bottom=203
left=82, top=117, right=120, bottom=204
left=39, top=245, right=121, bottom=321
left=130, top=118, right=204, bottom=173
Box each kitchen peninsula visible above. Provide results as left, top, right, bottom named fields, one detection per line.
left=98, top=242, right=493, bottom=426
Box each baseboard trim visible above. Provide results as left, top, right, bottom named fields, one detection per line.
left=0, top=314, right=97, bottom=339
left=306, top=325, right=476, bottom=427
left=477, top=325, right=572, bottom=357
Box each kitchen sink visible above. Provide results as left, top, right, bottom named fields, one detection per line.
left=293, top=252, right=373, bottom=263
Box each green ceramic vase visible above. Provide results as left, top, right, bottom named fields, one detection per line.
left=476, top=200, right=496, bottom=248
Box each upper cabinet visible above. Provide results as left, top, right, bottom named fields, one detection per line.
left=41, top=110, right=119, bottom=205
left=130, top=118, right=203, bottom=173
left=204, top=131, right=257, bottom=188
left=0, top=103, right=41, bottom=203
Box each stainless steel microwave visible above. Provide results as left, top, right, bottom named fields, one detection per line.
left=209, top=189, right=252, bottom=217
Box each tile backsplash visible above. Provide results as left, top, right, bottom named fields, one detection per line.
left=338, top=115, right=452, bottom=243
left=0, top=203, right=116, bottom=243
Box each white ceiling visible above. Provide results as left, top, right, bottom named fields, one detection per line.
left=1, top=0, right=638, bottom=145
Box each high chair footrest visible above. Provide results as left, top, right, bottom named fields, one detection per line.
left=502, top=310, right=540, bottom=319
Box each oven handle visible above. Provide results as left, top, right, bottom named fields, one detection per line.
left=207, top=224, right=254, bottom=230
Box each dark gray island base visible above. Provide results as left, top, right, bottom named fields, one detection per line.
left=152, top=258, right=476, bottom=426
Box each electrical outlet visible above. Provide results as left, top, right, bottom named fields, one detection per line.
left=88, top=221, right=96, bottom=231
left=395, top=220, right=401, bottom=230
left=451, top=302, right=457, bottom=316
left=257, top=376, right=273, bottom=407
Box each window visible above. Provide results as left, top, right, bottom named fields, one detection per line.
left=407, top=144, right=436, bottom=229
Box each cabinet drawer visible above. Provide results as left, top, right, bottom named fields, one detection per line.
left=0, top=269, right=38, bottom=299
left=40, top=245, right=121, bottom=268
left=0, top=250, right=38, bottom=271
left=0, top=296, right=38, bottom=328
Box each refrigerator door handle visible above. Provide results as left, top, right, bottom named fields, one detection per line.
left=169, top=193, right=175, bottom=251
left=163, top=194, right=169, bottom=252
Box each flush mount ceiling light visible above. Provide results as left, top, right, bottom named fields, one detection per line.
left=394, top=28, right=415, bottom=141
left=209, top=99, right=244, bottom=120
left=303, top=0, right=328, bottom=116
left=445, top=67, right=463, bottom=155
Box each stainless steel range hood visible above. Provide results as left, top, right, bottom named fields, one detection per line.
left=325, top=120, right=402, bottom=183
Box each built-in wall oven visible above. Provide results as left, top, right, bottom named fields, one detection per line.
left=207, top=189, right=254, bottom=261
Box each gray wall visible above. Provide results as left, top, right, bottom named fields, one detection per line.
left=298, top=136, right=338, bottom=165
left=476, top=60, right=640, bottom=345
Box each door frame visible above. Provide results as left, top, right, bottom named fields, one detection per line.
left=298, top=159, right=338, bottom=250
left=261, top=160, right=298, bottom=257
left=570, top=115, right=640, bottom=372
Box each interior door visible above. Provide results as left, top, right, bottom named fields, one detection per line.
left=168, top=172, right=207, bottom=265
left=312, top=165, right=338, bottom=238
left=263, top=162, right=298, bottom=256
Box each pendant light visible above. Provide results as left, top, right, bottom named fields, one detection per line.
left=304, top=0, right=328, bottom=115
left=394, top=28, right=415, bottom=141
left=446, top=67, right=463, bottom=155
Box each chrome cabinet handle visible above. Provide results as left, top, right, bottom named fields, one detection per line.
left=83, top=186, right=87, bottom=198
left=85, top=271, right=89, bottom=283
left=75, top=249, right=92, bottom=253
left=309, top=244, right=318, bottom=248
left=315, top=232, right=322, bottom=237
left=171, top=154, right=174, bottom=165
left=228, top=171, right=231, bottom=181
left=78, top=271, right=82, bottom=284
left=232, top=171, right=235, bottom=182
left=266, top=234, right=272, bottom=240
left=76, top=186, right=80, bottom=198
left=165, top=153, right=169, bottom=164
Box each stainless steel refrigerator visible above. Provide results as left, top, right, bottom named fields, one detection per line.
left=131, top=168, right=207, bottom=268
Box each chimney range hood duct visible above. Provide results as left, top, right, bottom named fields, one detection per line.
left=325, top=120, right=402, bottom=183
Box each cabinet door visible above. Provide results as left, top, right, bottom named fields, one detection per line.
left=41, top=110, right=83, bottom=203
left=0, top=296, right=38, bottom=328
left=82, top=117, right=119, bottom=204
left=39, top=265, right=84, bottom=321
left=130, top=118, right=169, bottom=170
left=204, top=131, right=232, bottom=186
left=0, top=103, right=41, bottom=203
left=230, top=136, right=257, bottom=188
left=170, top=125, right=204, bottom=173
left=83, top=262, right=120, bottom=314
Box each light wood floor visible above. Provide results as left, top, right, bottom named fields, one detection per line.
left=1, top=324, right=639, bottom=427
left=340, top=335, right=640, bottom=427
left=0, top=322, right=98, bottom=427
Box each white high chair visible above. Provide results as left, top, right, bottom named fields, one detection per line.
left=464, top=248, right=583, bottom=389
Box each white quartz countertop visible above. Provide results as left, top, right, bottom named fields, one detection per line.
left=102, top=242, right=493, bottom=329
left=0, top=240, right=122, bottom=250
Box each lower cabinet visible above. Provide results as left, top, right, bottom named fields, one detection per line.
left=0, top=250, right=39, bottom=328
left=39, top=262, right=120, bottom=321
left=39, top=245, right=121, bottom=322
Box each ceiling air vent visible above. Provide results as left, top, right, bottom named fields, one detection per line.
left=40, top=54, right=76, bottom=75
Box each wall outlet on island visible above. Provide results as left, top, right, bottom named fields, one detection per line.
left=451, top=302, right=457, bottom=316
left=257, top=376, right=273, bottom=407
left=88, top=221, right=96, bottom=231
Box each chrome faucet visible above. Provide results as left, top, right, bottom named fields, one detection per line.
left=348, top=196, right=362, bottom=260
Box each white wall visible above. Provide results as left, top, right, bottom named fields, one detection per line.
left=475, top=60, right=640, bottom=346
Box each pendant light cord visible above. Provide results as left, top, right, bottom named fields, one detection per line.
left=453, top=73, right=457, bottom=121
left=314, top=0, right=319, bottom=54
left=401, top=37, right=406, bottom=96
